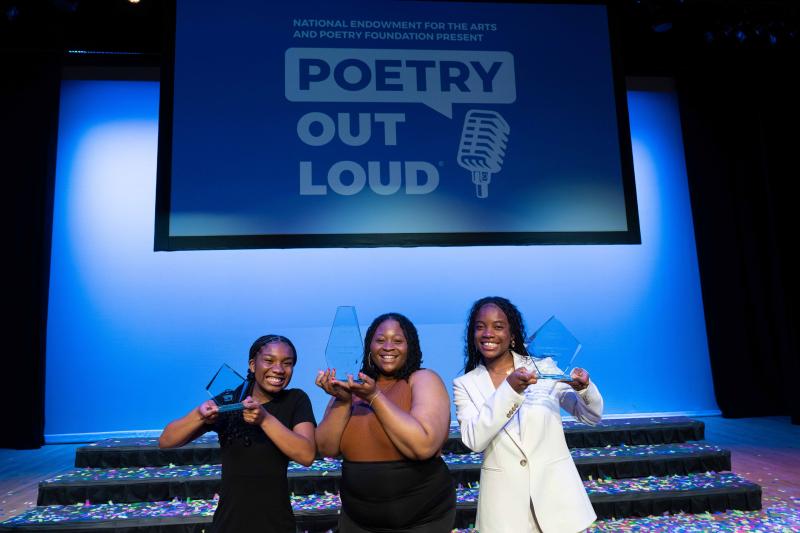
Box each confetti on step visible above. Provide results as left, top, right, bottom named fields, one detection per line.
left=44, top=443, right=726, bottom=484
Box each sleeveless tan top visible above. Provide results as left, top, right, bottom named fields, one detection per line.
left=339, top=378, right=412, bottom=461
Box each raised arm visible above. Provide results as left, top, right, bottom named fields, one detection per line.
left=368, top=369, right=451, bottom=460
left=555, top=368, right=603, bottom=425
left=314, top=369, right=353, bottom=457
left=158, top=400, right=218, bottom=449
left=242, top=397, right=316, bottom=466
left=453, top=376, right=524, bottom=452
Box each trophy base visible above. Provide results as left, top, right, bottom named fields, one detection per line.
left=537, top=373, right=572, bottom=381
left=331, top=375, right=363, bottom=385
left=217, top=403, right=244, bottom=413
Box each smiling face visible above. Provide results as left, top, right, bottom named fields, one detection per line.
left=369, top=319, right=408, bottom=377
left=249, top=341, right=295, bottom=401
left=473, top=303, right=513, bottom=365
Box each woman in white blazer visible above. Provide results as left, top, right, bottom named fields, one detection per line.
left=453, top=297, right=603, bottom=533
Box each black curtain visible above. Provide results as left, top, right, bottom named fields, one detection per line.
left=3, top=49, right=61, bottom=448
left=678, top=49, right=800, bottom=423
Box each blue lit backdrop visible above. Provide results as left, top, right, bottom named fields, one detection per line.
left=45, top=80, right=717, bottom=440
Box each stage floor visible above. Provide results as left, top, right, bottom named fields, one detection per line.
left=1, top=415, right=797, bottom=527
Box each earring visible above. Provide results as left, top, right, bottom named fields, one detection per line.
left=367, top=353, right=375, bottom=369
left=511, top=339, right=516, bottom=349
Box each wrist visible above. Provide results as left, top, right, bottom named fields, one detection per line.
left=368, top=390, right=382, bottom=408
left=505, top=378, right=525, bottom=395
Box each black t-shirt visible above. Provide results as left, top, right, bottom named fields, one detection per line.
left=210, top=388, right=316, bottom=533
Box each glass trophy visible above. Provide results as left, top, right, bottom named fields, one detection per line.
left=526, top=316, right=582, bottom=381
left=206, top=363, right=248, bottom=413
left=324, top=306, right=365, bottom=381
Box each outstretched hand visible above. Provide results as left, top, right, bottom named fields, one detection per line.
left=567, top=367, right=591, bottom=391
left=197, top=400, right=219, bottom=425
left=507, top=367, right=538, bottom=394
left=315, top=369, right=353, bottom=402
left=347, top=372, right=378, bottom=403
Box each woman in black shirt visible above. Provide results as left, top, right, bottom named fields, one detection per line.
left=159, top=335, right=316, bottom=532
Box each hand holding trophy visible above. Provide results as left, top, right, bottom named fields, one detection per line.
left=205, top=363, right=249, bottom=413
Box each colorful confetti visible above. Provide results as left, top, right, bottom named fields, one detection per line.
left=1, top=476, right=773, bottom=528
left=583, top=472, right=757, bottom=495
left=453, top=496, right=800, bottom=532
left=3, top=416, right=790, bottom=531
left=587, top=495, right=800, bottom=532
left=48, top=443, right=725, bottom=484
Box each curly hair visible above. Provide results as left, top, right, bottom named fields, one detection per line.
left=360, top=313, right=423, bottom=381
left=464, top=296, right=529, bottom=373
left=246, top=334, right=298, bottom=381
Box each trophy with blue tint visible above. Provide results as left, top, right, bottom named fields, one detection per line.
left=526, top=316, right=581, bottom=381
left=206, top=364, right=249, bottom=412
left=325, top=306, right=364, bottom=382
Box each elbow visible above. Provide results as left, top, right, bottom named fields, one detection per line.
left=586, top=399, right=604, bottom=426
left=297, top=448, right=316, bottom=467
left=579, top=404, right=603, bottom=426
left=582, top=412, right=602, bottom=427
left=407, top=430, right=451, bottom=460
left=157, top=434, right=173, bottom=449
left=460, top=433, right=486, bottom=453
left=408, top=443, right=440, bottom=461
left=315, top=438, right=339, bottom=459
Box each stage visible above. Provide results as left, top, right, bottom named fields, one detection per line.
left=1, top=416, right=797, bottom=531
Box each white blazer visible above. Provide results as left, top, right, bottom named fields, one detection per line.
left=453, top=352, right=603, bottom=533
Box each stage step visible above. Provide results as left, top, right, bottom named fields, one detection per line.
left=74, top=416, right=705, bottom=468
left=38, top=443, right=730, bottom=505
left=1, top=472, right=761, bottom=531
left=446, top=416, right=705, bottom=454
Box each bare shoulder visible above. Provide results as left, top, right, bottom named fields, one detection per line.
left=408, top=369, right=449, bottom=399
left=409, top=368, right=445, bottom=386
left=408, top=370, right=451, bottom=418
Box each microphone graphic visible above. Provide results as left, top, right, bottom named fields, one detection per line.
left=457, top=109, right=510, bottom=198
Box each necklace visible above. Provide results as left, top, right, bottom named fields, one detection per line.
left=376, top=379, right=401, bottom=394
left=486, top=353, right=515, bottom=376
left=487, top=366, right=514, bottom=376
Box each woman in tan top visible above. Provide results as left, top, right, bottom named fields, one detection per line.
left=315, top=312, right=456, bottom=532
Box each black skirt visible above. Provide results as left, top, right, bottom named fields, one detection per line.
left=340, top=457, right=456, bottom=533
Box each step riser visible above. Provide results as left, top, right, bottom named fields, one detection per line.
left=74, top=418, right=705, bottom=468
left=6, top=485, right=764, bottom=533
left=4, top=418, right=769, bottom=532
left=41, top=452, right=731, bottom=506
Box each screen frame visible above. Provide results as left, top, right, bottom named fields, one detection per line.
left=154, top=0, right=640, bottom=250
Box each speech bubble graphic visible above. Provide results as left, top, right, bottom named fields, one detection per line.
left=285, top=47, right=516, bottom=118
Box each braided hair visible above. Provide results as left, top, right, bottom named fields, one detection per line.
left=464, top=296, right=529, bottom=373
left=359, top=313, right=423, bottom=381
